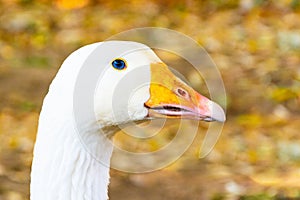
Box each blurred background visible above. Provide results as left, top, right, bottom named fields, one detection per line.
left=0, top=0, right=300, bottom=199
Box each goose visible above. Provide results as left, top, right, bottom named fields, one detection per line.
left=30, top=41, right=225, bottom=200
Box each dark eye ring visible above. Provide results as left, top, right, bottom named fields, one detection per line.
left=111, top=58, right=127, bottom=70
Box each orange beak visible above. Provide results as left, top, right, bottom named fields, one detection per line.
left=144, top=63, right=225, bottom=122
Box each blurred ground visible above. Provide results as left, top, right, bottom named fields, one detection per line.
left=0, top=0, right=300, bottom=199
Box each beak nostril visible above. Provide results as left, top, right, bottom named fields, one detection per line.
left=176, top=88, right=190, bottom=99
left=177, top=88, right=186, bottom=96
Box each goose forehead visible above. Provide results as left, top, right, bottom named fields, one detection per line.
left=119, top=48, right=162, bottom=65
left=72, top=42, right=161, bottom=69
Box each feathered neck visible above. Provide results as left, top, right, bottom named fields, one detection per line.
left=30, top=43, right=116, bottom=200
left=31, top=107, right=115, bottom=200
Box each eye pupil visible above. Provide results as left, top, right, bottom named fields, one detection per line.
left=112, top=59, right=126, bottom=70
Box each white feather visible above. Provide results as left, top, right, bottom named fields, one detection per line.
left=31, top=41, right=161, bottom=200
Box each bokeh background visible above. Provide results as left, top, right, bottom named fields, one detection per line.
left=0, top=0, right=300, bottom=199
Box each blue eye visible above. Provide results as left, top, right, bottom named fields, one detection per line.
left=112, top=59, right=127, bottom=70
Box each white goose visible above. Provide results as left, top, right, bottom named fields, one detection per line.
left=30, top=41, right=225, bottom=200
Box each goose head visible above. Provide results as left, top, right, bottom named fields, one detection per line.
left=92, top=41, right=225, bottom=128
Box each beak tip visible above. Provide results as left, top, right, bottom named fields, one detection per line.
left=210, top=101, right=226, bottom=122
